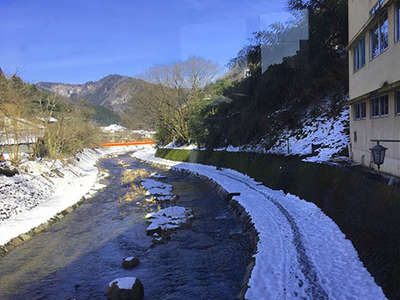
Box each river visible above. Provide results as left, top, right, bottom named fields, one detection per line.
left=0, top=153, right=253, bottom=299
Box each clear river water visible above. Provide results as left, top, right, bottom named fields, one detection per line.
left=0, top=153, right=253, bottom=299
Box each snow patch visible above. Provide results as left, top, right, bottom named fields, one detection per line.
left=268, top=109, right=349, bottom=162
left=145, top=206, right=193, bottom=232
left=141, top=178, right=177, bottom=201
left=101, top=124, right=127, bottom=133
left=109, top=277, right=136, bottom=289
left=150, top=172, right=166, bottom=179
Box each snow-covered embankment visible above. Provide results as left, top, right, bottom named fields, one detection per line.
left=132, top=146, right=386, bottom=299
left=164, top=108, right=350, bottom=163
left=0, top=146, right=138, bottom=250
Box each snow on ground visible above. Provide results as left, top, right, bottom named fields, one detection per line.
left=100, top=125, right=155, bottom=138
left=100, top=124, right=127, bottom=133
left=267, top=108, right=349, bottom=162
left=132, top=146, right=386, bottom=299
left=141, top=178, right=173, bottom=196
left=149, top=172, right=166, bottom=179
left=163, top=108, right=349, bottom=163
left=144, top=206, right=193, bottom=232
left=164, top=141, right=200, bottom=150
left=0, top=174, right=54, bottom=221
left=0, top=145, right=139, bottom=247
left=131, top=130, right=156, bottom=138
left=141, top=177, right=177, bottom=201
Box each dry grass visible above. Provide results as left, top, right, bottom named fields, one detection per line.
left=121, top=191, right=136, bottom=203
left=121, top=168, right=149, bottom=184
left=119, top=168, right=150, bottom=204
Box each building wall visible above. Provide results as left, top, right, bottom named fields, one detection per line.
left=349, top=2, right=399, bottom=99
left=349, top=1, right=400, bottom=177
left=350, top=90, right=400, bottom=176
left=348, top=0, right=379, bottom=42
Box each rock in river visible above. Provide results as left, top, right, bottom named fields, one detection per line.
left=122, top=257, right=140, bottom=269
left=106, top=277, right=144, bottom=300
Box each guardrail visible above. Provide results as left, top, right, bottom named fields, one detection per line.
left=100, top=139, right=156, bottom=147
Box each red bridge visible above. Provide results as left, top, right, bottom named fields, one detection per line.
left=100, top=139, right=156, bottom=147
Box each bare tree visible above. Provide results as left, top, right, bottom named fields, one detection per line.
left=0, top=75, right=32, bottom=164
left=132, top=57, right=219, bottom=144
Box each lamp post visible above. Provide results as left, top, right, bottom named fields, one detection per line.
left=370, top=139, right=400, bottom=172
left=370, top=141, right=387, bottom=171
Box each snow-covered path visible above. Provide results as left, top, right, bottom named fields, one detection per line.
left=132, top=146, right=386, bottom=299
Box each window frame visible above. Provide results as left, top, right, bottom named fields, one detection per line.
left=380, top=95, right=389, bottom=115
left=361, top=101, right=367, bottom=119
left=396, top=91, right=400, bottom=115
left=371, top=95, right=389, bottom=118
left=354, top=101, right=367, bottom=120
left=396, top=5, right=400, bottom=42
left=353, top=36, right=366, bottom=72
left=370, top=11, right=389, bottom=60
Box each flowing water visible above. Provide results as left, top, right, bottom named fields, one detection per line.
left=0, top=154, right=253, bottom=299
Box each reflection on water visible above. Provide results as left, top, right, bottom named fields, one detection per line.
left=0, top=154, right=252, bottom=299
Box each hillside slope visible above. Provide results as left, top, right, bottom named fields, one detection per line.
left=36, top=75, right=149, bottom=113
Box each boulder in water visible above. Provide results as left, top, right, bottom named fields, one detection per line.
left=122, top=257, right=140, bottom=269
left=106, top=277, right=144, bottom=300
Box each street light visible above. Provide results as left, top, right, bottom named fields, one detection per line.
left=370, top=141, right=387, bottom=171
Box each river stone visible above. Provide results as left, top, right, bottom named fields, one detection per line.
left=0, top=246, right=8, bottom=256
left=19, top=233, right=31, bottom=241
left=122, top=257, right=140, bottom=269
left=65, top=207, right=74, bottom=214
left=106, top=277, right=144, bottom=300
left=8, top=237, right=24, bottom=248
left=34, top=223, right=48, bottom=234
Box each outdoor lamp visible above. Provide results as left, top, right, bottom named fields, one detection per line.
left=370, top=142, right=387, bottom=170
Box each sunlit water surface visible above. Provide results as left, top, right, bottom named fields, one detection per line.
left=0, top=154, right=252, bottom=299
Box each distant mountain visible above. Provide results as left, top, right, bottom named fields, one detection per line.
left=36, top=74, right=149, bottom=113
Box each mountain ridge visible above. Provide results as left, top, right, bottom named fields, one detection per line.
left=36, top=74, right=149, bottom=113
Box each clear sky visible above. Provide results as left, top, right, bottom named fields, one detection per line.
left=0, top=0, right=291, bottom=84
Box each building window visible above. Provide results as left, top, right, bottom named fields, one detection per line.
left=371, top=95, right=389, bottom=117
left=396, top=91, right=400, bottom=114
left=353, top=37, right=366, bottom=72
left=397, top=6, right=400, bottom=41
left=361, top=101, right=367, bottom=118
left=370, top=12, right=388, bottom=59
left=354, top=131, right=357, bottom=143
left=354, top=101, right=366, bottom=120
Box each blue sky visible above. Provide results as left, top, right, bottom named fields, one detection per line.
left=0, top=0, right=291, bottom=84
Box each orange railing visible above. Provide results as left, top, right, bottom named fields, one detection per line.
left=100, top=139, right=156, bottom=147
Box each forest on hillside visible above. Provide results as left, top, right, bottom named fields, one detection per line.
left=0, top=70, right=101, bottom=164
left=135, top=0, right=349, bottom=148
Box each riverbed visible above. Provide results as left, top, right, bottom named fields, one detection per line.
left=0, top=153, right=253, bottom=299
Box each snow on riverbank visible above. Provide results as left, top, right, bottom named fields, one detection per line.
left=163, top=108, right=349, bottom=163
left=0, top=146, right=138, bottom=247
left=267, top=108, right=349, bottom=162
left=131, top=146, right=386, bottom=299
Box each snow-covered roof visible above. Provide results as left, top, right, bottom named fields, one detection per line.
left=101, top=124, right=127, bottom=133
